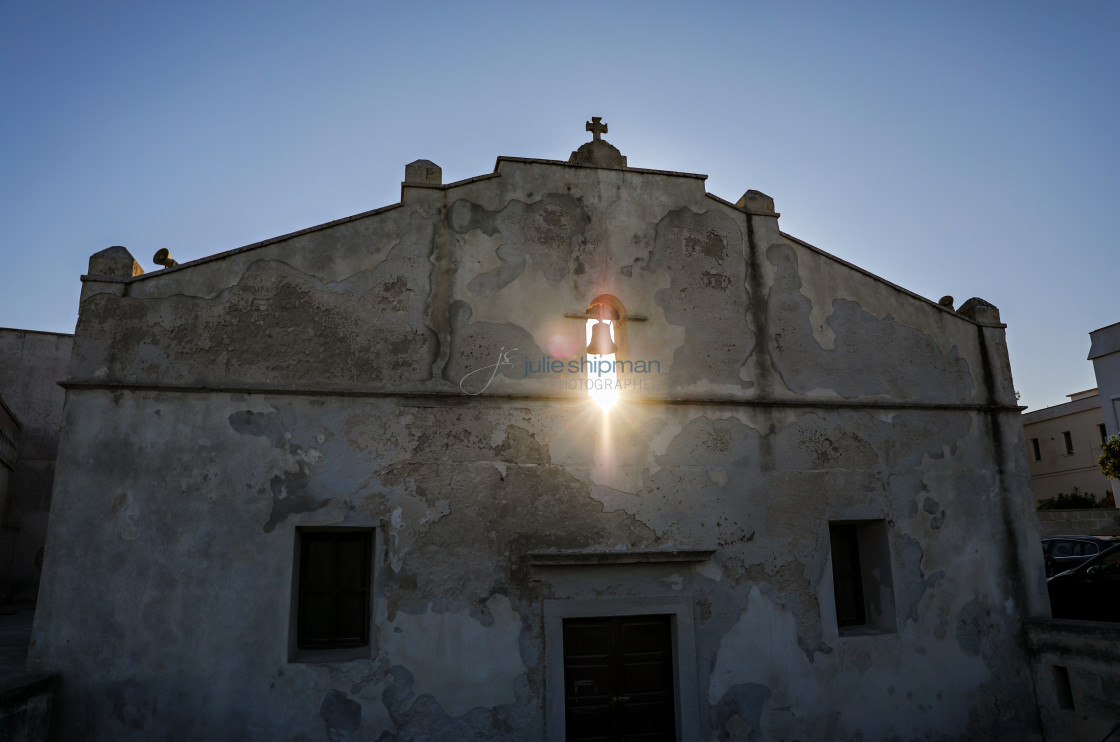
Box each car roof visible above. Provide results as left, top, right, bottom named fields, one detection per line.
left=1046, top=542, right=1120, bottom=581
left=1044, top=535, right=1120, bottom=542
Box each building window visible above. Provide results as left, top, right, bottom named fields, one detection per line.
left=1053, top=665, right=1075, bottom=710
left=1031, top=438, right=1041, bottom=461
left=828, top=520, right=896, bottom=635
left=1063, top=431, right=1074, bottom=455
left=1100, top=424, right=1108, bottom=445
left=295, top=529, right=373, bottom=654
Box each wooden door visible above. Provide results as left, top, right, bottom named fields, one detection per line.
left=562, top=614, right=676, bottom=742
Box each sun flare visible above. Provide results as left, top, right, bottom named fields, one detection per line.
left=586, top=319, right=619, bottom=411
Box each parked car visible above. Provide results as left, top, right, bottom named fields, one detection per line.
left=1041, top=535, right=1120, bottom=578
left=1047, top=543, right=1120, bottom=622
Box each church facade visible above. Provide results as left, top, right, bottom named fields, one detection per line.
left=30, top=123, right=1048, bottom=740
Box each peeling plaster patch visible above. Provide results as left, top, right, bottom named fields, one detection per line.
left=382, top=594, right=525, bottom=717
left=389, top=507, right=406, bottom=569
left=894, top=531, right=946, bottom=627
left=769, top=413, right=878, bottom=471
left=450, top=194, right=591, bottom=293
left=662, top=573, right=684, bottom=590
left=738, top=560, right=833, bottom=662
left=443, top=301, right=544, bottom=391
left=709, top=587, right=810, bottom=704
left=712, top=683, right=772, bottom=742
left=84, top=256, right=439, bottom=388
left=420, top=500, right=451, bottom=526
left=647, top=207, right=755, bottom=391
left=488, top=427, right=508, bottom=449
left=766, top=244, right=975, bottom=400
left=302, top=495, right=350, bottom=526
left=494, top=425, right=550, bottom=464
left=589, top=464, right=644, bottom=497
left=588, top=483, right=643, bottom=515
left=955, top=599, right=998, bottom=661
left=377, top=665, right=525, bottom=742
left=636, top=416, right=759, bottom=541
left=265, top=470, right=328, bottom=533
left=708, top=468, right=729, bottom=487
left=645, top=206, right=757, bottom=392
left=655, top=416, right=756, bottom=469
left=320, top=689, right=361, bottom=739
left=110, top=492, right=139, bottom=541
left=693, top=559, right=723, bottom=582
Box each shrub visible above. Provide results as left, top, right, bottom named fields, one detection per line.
left=1036, top=486, right=1109, bottom=510
left=1100, top=433, right=1120, bottom=480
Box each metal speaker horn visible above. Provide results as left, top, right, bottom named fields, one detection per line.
left=153, top=248, right=178, bottom=269
left=587, top=321, right=618, bottom=356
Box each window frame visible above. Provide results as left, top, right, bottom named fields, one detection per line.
left=289, top=526, right=375, bottom=663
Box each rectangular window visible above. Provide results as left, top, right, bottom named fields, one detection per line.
left=1100, top=424, right=1108, bottom=445
left=828, top=520, right=896, bottom=635
left=1052, top=665, right=1075, bottom=710
left=1063, top=431, right=1074, bottom=455
left=294, top=529, right=373, bottom=657
left=1031, top=438, right=1041, bottom=461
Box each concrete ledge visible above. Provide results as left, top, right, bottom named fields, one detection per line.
left=526, top=549, right=715, bottom=566
left=1024, top=619, right=1120, bottom=742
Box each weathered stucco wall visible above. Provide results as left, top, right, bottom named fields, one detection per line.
left=32, top=155, right=1047, bottom=740
left=68, top=161, right=1003, bottom=409
left=0, top=329, right=73, bottom=602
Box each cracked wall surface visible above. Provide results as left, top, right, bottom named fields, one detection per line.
left=31, top=156, right=1046, bottom=740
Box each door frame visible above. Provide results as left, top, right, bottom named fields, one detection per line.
left=544, top=596, right=700, bottom=742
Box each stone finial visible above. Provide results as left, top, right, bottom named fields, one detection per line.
left=569, top=117, right=627, bottom=168
left=938, top=296, right=955, bottom=310
left=586, top=116, right=608, bottom=141
left=957, top=297, right=1001, bottom=324
left=88, top=246, right=143, bottom=279
left=404, top=159, right=442, bottom=185
left=736, top=190, right=777, bottom=216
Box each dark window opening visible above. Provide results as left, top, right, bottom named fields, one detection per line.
left=828, top=520, right=896, bottom=635
left=297, top=530, right=372, bottom=650
left=1100, top=424, right=1108, bottom=445
left=1053, top=665, right=1075, bottom=710
left=1063, top=431, right=1074, bottom=455
left=1031, top=438, right=1041, bottom=461
left=829, top=524, right=866, bottom=627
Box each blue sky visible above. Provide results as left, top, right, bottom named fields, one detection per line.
left=2, top=1, right=1117, bottom=411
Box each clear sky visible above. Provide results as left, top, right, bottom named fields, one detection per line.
left=1, top=1, right=1116, bottom=411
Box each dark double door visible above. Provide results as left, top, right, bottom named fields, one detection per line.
left=562, top=614, right=676, bottom=742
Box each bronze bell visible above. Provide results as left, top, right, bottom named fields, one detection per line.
left=587, top=320, right=618, bottom=356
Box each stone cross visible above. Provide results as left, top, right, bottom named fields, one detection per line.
left=586, top=117, right=608, bottom=141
